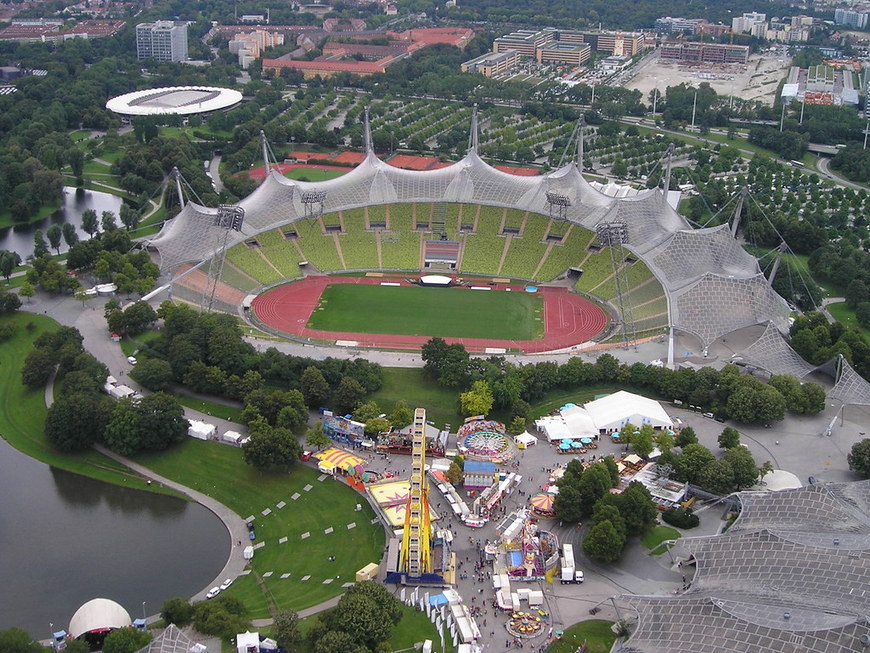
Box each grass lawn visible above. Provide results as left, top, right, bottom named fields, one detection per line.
left=120, top=329, right=162, bottom=356
left=307, top=284, right=544, bottom=340
left=546, top=620, right=616, bottom=653
left=287, top=603, right=455, bottom=653
left=0, top=313, right=174, bottom=495
left=0, top=201, right=60, bottom=230
left=283, top=168, right=348, bottom=182
left=827, top=301, right=870, bottom=340
left=133, top=440, right=386, bottom=618
left=642, top=525, right=681, bottom=554
left=369, top=368, right=464, bottom=429
left=174, top=395, right=243, bottom=423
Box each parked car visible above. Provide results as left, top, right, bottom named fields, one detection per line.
left=220, top=578, right=234, bottom=591
left=206, top=587, right=220, bottom=599
left=127, top=356, right=137, bottom=365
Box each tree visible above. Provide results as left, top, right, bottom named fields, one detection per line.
left=101, top=628, right=151, bottom=653
left=104, top=393, right=188, bottom=455
left=193, top=595, right=249, bottom=639
left=717, top=427, right=740, bottom=449
left=314, top=630, right=368, bottom=653
left=0, top=250, right=20, bottom=281
left=629, top=425, right=654, bottom=457
left=121, top=301, right=157, bottom=335
left=160, top=598, right=194, bottom=627
left=46, top=224, right=63, bottom=255
left=0, top=628, right=47, bottom=653
left=617, top=481, right=658, bottom=535
left=583, top=520, right=625, bottom=563
left=81, top=209, right=99, bottom=238
left=306, top=422, right=331, bottom=450
left=300, top=366, right=331, bottom=407
left=508, top=415, right=527, bottom=434
left=846, top=438, right=870, bottom=478
left=699, top=458, right=735, bottom=495
left=460, top=380, right=494, bottom=416
left=21, top=347, right=56, bottom=388
left=101, top=210, right=118, bottom=232
left=389, top=399, right=413, bottom=429
left=32, top=229, right=49, bottom=258
left=674, top=443, right=716, bottom=484
left=18, top=282, right=35, bottom=303
left=120, top=204, right=140, bottom=231
left=273, top=610, right=301, bottom=649
left=243, top=425, right=303, bottom=470
left=726, top=381, right=786, bottom=424
left=590, top=502, right=626, bottom=542
left=576, top=463, right=614, bottom=516
left=724, top=445, right=759, bottom=490
left=0, top=291, right=21, bottom=313
left=323, top=582, right=400, bottom=651
left=131, top=358, right=173, bottom=391
left=674, top=426, right=698, bottom=447
left=353, top=400, right=382, bottom=424
left=446, top=460, right=463, bottom=485
left=333, top=376, right=366, bottom=414
left=62, top=222, right=79, bottom=249
left=553, top=482, right=584, bottom=523
left=44, top=392, right=113, bottom=452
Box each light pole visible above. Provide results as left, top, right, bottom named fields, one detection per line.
left=652, top=86, right=659, bottom=115
left=690, top=87, right=698, bottom=131
left=142, top=601, right=147, bottom=621
left=779, top=101, right=786, bottom=132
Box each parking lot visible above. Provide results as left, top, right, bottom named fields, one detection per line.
left=624, top=51, right=792, bottom=106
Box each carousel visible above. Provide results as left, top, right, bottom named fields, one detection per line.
left=506, top=611, right=546, bottom=638
left=458, top=417, right=517, bottom=462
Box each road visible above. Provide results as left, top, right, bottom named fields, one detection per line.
left=816, top=156, right=866, bottom=190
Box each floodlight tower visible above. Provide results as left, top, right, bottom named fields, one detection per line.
left=545, top=191, right=571, bottom=222
left=730, top=186, right=748, bottom=238
left=173, top=167, right=185, bottom=209
left=201, top=205, right=245, bottom=312
left=595, top=221, right=636, bottom=348
left=300, top=190, right=327, bottom=219
left=467, top=103, right=479, bottom=154
left=400, top=408, right=432, bottom=578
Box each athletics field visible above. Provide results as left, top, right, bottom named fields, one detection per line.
left=252, top=276, right=609, bottom=353
left=307, top=283, right=543, bottom=340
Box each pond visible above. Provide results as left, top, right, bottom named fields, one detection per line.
left=0, top=187, right=123, bottom=260
left=0, top=435, right=229, bottom=636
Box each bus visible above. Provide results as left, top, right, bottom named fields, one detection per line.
left=789, top=160, right=805, bottom=168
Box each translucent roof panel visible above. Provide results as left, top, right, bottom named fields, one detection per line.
left=683, top=530, right=870, bottom=614
left=828, top=355, right=870, bottom=406
left=647, top=225, right=761, bottom=292
left=616, top=595, right=870, bottom=653
left=737, top=321, right=816, bottom=379
left=671, top=273, right=791, bottom=348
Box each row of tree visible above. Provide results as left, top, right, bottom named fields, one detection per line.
left=421, top=338, right=825, bottom=426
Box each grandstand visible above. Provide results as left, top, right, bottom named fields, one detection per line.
left=150, top=117, right=803, bottom=366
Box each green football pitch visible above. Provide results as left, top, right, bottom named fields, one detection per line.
left=307, top=284, right=545, bottom=340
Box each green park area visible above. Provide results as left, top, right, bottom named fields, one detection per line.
left=0, top=313, right=168, bottom=494
left=283, top=167, right=348, bottom=182
left=307, top=284, right=544, bottom=340
left=134, top=439, right=385, bottom=618
left=546, top=620, right=616, bottom=653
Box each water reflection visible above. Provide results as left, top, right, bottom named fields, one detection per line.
left=0, top=187, right=123, bottom=259
left=0, top=437, right=228, bottom=635
left=50, top=467, right=187, bottom=519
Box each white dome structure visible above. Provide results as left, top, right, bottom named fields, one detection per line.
left=69, top=597, right=132, bottom=639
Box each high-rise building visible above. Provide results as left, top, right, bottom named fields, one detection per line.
left=136, top=21, right=188, bottom=62
left=834, top=7, right=868, bottom=29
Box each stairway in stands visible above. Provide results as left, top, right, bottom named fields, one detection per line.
left=431, top=202, right=447, bottom=236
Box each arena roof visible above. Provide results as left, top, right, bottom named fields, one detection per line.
left=146, top=111, right=832, bottom=373
left=69, top=598, right=132, bottom=639
left=612, top=480, right=870, bottom=653
left=105, top=86, right=242, bottom=117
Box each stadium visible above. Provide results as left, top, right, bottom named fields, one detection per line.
left=105, top=86, right=243, bottom=118
left=146, top=112, right=870, bottom=401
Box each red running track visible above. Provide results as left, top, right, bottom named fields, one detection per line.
left=251, top=276, right=609, bottom=353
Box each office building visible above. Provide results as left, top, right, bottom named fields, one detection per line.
left=136, top=20, right=188, bottom=62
